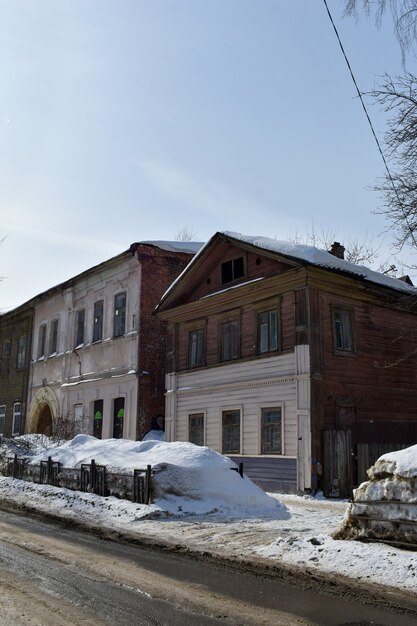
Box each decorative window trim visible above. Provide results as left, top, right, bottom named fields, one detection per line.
left=258, top=404, right=285, bottom=455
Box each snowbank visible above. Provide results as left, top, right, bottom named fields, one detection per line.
left=27, top=435, right=286, bottom=517
left=336, top=444, right=417, bottom=545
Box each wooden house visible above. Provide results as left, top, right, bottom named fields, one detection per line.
left=156, top=231, right=417, bottom=496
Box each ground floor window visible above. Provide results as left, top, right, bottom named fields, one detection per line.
left=261, top=407, right=282, bottom=454
left=189, top=413, right=204, bottom=446
left=113, top=397, right=125, bottom=438
left=74, top=404, right=84, bottom=435
left=222, top=409, right=241, bottom=454
left=93, top=399, right=104, bottom=439
left=0, top=405, right=5, bottom=435
left=12, top=402, right=21, bottom=436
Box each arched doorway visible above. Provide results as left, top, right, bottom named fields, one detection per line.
left=27, top=387, right=59, bottom=435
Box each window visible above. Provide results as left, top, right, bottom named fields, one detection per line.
left=113, top=397, right=125, bottom=438
left=37, top=324, right=47, bottom=359
left=114, top=292, right=126, bottom=337
left=221, top=320, right=239, bottom=361
left=258, top=310, right=279, bottom=354
left=12, top=402, right=21, bottom=436
left=0, top=405, right=5, bottom=435
left=221, top=256, right=245, bottom=285
left=17, top=335, right=27, bottom=369
left=93, top=399, right=103, bottom=439
left=333, top=308, right=354, bottom=352
left=75, top=309, right=85, bottom=347
left=222, top=409, right=241, bottom=454
left=188, top=328, right=205, bottom=368
left=49, top=320, right=58, bottom=355
left=74, top=404, right=84, bottom=434
left=1, top=340, right=11, bottom=373
left=93, top=300, right=104, bottom=342
left=261, top=407, right=282, bottom=454
left=189, top=413, right=204, bottom=446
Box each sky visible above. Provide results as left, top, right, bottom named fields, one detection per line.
left=1, top=0, right=415, bottom=310
left=0, top=433, right=416, bottom=596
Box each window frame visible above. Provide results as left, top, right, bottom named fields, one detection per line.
left=260, top=406, right=284, bottom=455
left=1, top=339, right=11, bottom=374
left=0, top=405, right=6, bottom=435
left=12, top=402, right=21, bottom=437
left=257, top=308, right=280, bottom=355
left=37, top=324, right=47, bottom=359
left=49, top=319, right=59, bottom=356
left=220, top=255, right=246, bottom=286
left=188, top=412, right=205, bottom=446
left=188, top=327, right=205, bottom=369
left=221, top=408, right=242, bottom=455
left=17, top=334, right=27, bottom=369
left=220, top=318, right=240, bottom=362
left=75, top=309, right=85, bottom=348
left=113, top=292, right=126, bottom=338
left=93, top=300, right=104, bottom=343
left=332, top=306, right=356, bottom=354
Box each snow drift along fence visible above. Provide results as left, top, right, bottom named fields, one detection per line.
left=4, top=454, right=152, bottom=505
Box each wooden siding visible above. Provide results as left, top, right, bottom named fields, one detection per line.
left=172, top=352, right=300, bottom=458
left=228, top=456, right=297, bottom=493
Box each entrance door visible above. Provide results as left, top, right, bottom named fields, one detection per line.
left=113, top=397, right=125, bottom=439
left=93, top=400, right=103, bottom=439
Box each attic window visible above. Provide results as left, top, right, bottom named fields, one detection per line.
left=221, top=256, right=245, bottom=285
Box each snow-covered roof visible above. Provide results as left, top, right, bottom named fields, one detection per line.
left=138, top=240, right=204, bottom=254
left=223, top=232, right=417, bottom=294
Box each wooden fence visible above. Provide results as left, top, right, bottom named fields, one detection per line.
left=3, top=454, right=152, bottom=505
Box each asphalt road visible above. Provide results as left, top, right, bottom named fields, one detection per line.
left=0, top=507, right=415, bottom=626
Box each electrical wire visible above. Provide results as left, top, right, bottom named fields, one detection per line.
left=322, top=0, right=417, bottom=246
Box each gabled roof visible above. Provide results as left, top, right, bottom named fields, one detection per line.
left=157, top=231, right=417, bottom=312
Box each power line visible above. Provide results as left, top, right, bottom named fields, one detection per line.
left=322, top=0, right=417, bottom=246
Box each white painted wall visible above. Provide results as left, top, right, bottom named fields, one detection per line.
left=165, top=347, right=311, bottom=481
left=28, top=253, right=140, bottom=439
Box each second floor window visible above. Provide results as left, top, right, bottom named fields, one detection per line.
left=258, top=310, right=279, bottom=354
left=114, top=292, right=126, bottom=337
left=221, top=319, right=239, bottom=361
left=333, top=308, right=355, bottom=353
left=188, top=328, right=205, bottom=368
left=75, top=309, right=85, bottom=347
left=49, top=320, right=58, bottom=355
left=37, top=325, right=47, bottom=359
left=1, top=340, right=11, bottom=373
left=93, top=300, right=104, bottom=342
left=17, top=335, right=27, bottom=368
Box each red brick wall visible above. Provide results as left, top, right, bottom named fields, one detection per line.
left=133, top=245, right=194, bottom=438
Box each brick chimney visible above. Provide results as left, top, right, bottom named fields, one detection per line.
left=329, top=241, right=345, bottom=260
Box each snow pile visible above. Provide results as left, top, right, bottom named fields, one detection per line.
left=336, top=444, right=417, bottom=544
left=27, top=435, right=285, bottom=517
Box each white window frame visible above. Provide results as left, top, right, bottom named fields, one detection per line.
left=258, top=403, right=285, bottom=456
left=12, top=402, right=21, bottom=437
left=0, top=405, right=6, bottom=435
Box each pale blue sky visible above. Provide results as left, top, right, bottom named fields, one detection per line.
left=0, top=0, right=413, bottom=310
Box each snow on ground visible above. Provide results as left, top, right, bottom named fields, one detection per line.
left=0, top=435, right=416, bottom=594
